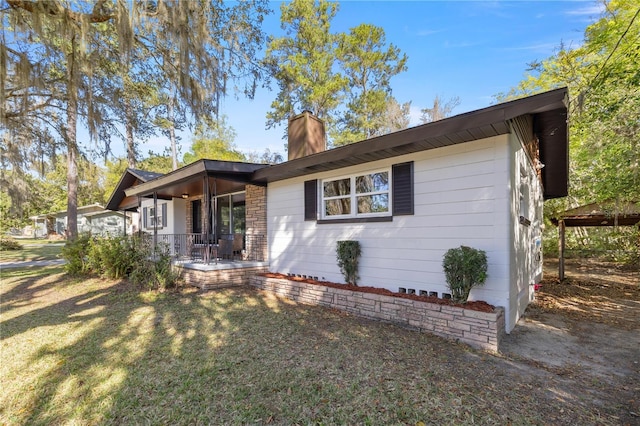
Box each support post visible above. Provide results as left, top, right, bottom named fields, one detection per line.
left=137, top=196, right=142, bottom=236
left=203, top=176, right=210, bottom=264
left=558, top=219, right=565, bottom=281
left=153, top=191, right=158, bottom=253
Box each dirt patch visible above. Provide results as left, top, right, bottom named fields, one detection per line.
left=501, top=258, right=640, bottom=422
left=261, top=272, right=495, bottom=312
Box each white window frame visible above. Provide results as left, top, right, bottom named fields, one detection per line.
left=146, top=205, right=164, bottom=229
left=321, top=168, right=391, bottom=220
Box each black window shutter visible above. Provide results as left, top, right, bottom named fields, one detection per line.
left=392, top=162, right=414, bottom=215
left=143, top=207, right=148, bottom=228
left=161, top=203, right=168, bottom=227
left=304, top=179, right=318, bottom=221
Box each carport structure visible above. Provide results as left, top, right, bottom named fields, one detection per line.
left=551, top=201, right=640, bottom=279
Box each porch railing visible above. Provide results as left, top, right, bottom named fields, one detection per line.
left=143, top=233, right=267, bottom=264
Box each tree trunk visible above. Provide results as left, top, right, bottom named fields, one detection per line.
left=125, top=99, right=136, bottom=168
left=66, top=37, right=79, bottom=240
left=168, top=100, right=178, bottom=171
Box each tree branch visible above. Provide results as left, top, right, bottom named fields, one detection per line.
left=7, top=0, right=114, bottom=23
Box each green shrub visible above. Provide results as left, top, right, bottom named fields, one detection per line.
left=86, top=236, right=143, bottom=279
left=336, top=240, right=361, bottom=286
left=0, top=237, right=22, bottom=251
left=442, top=245, right=488, bottom=303
left=61, top=234, right=92, bottom=275
left=152, top=249, right=182, bottom=291
left=62, top=235, right=181, bottom=290
left=129, top=246, right=181, bottom=290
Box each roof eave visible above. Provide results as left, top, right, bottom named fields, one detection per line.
left=253, top=87, right=569, bottom=185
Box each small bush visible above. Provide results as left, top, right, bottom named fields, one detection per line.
left=0, top=237, right=22, bottom=251
left=129, top=246, right=181, bottom=290
left=442, top=246, right=488, bottom=303
left=336, top=240, right=361, bottom=286
left=61, top=234, right=92, bottom=275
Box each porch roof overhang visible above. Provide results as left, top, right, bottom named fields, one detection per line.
left=123, top=160, right=268, bottom=201
left=106, top=168, right=164, bottom=211
left=551, top=201, right=640, bottom=227
left=252, top=87, right=569, bottom=200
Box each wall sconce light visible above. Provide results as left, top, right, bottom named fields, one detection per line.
left=181, top=193, right=189, bottom=199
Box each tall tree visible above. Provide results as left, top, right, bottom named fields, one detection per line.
left=498, top=0, right=639, bottom=259
left=420, top=95, right=461, bottom=123
left=265, top=0, right=409, bottom=147
left=182, top=116, right=244, bottom=164
left=264, top=0, right=347, bottom=131
left=333, top=24, right=408, bottom=146
left=498, top=0, right=639, bottom=207
left=2, top=0, right=270, bottom=238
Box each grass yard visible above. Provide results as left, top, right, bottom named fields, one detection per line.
left=0, top=266, right=630, bottom=425
left=0, top=240, right=64, bottom=262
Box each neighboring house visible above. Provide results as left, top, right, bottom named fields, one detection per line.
left=107, top=87, right=569, bottom=333
left=31, top=204, right=135, bottom=238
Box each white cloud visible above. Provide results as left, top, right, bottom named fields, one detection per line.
left=498, top=42, right=558, bottom=52
left=416, top=28, right=442, bottom=37
left=564, top=4, right=605, bottom=16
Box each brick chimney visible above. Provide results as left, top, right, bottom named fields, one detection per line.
left=288, top=111, right=326, bottom=161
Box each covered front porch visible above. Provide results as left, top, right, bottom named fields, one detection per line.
left=107, top=161, right=270, bottom=288
left=146, top=232, right=269, bottom=289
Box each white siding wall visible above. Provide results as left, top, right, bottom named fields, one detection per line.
left=507, top=132, right=544, bottom=331
left=140, top=198, right=184, bottom=235
left=268, top=135, right=514, bottom=322
left=172, top=198, right=187, bottom=234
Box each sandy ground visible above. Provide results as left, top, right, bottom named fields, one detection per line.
left=500, top=258, right=640, bottom=420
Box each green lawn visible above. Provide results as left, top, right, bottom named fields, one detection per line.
left=0, top=267, right=621, bottom=425
left=0, top=241, right=64, bottom=262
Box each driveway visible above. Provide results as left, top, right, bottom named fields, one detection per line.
left=500, top=258, right=640, bottom=419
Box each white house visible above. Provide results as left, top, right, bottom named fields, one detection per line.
left=107, top=88, right=568, bottom=333
left=252, top=88, right=568, bottom=332
left=31, top=204, right=135, bottom=238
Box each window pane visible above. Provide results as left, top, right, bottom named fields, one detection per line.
left=356, top=172, right=388, bottom=193
left=232, top=193, right=246, bottom=233
left=325, top=198, right=351, bottom=216
left=357, top=194, right=389, bottom=214
left=324, top=178, right=350, bottom=197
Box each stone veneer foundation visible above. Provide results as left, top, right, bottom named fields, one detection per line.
left=178, top=262, right=268, bottom=290
left=250, top=275, right=505, bottom=352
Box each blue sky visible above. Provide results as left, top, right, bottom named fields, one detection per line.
left=131, top=0, right=604, bottom=160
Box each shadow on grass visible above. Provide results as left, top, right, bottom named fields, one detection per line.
left=0, top=245, right=63, bottom=263
left=1, top=270, right=637, bottom=425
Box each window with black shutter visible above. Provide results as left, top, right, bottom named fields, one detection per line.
left=304, top=161, right=414, bottom=223
left=304, top=179, right=318, bottom=221
left=392, top=162, right=414, bottom=216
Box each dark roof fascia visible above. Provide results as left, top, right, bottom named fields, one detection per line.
left=128, top=168, right=163, bottom=182
left=124, top=159, right=268, bottom=198
left=252, top=87, right=568, bottom=184
left=105, top=168, right=160, bottom=211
